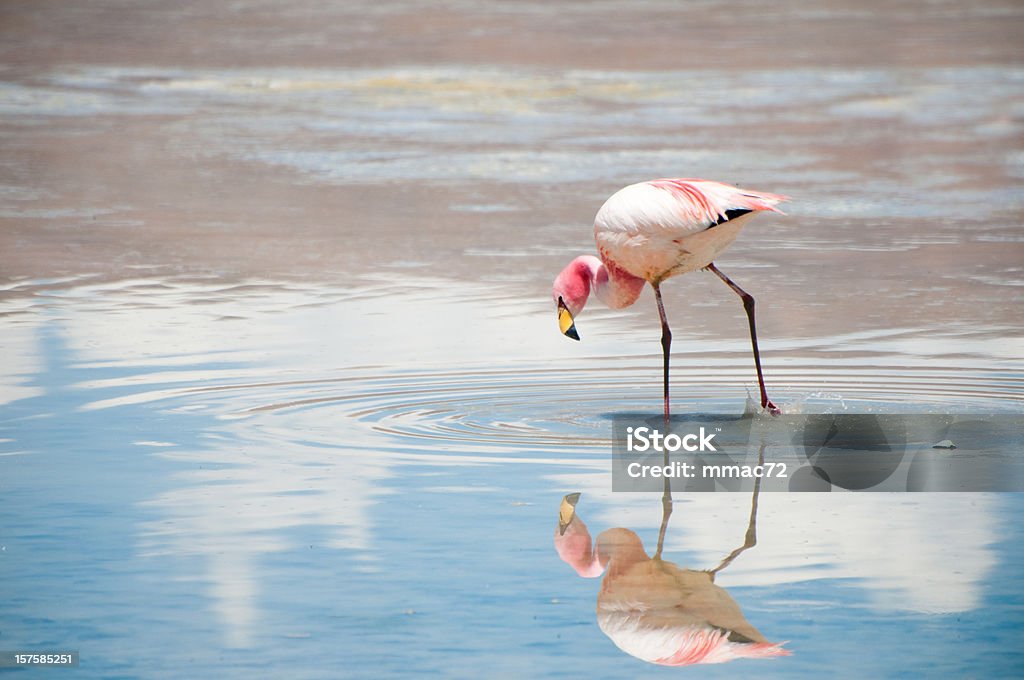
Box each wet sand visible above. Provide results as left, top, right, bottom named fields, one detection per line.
left=2, top=2, right=1022, bottom=345
left=2, top=0, right=1021, bottom=71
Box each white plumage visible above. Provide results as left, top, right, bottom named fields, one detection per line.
left=593, top=179, right=785, bottom=283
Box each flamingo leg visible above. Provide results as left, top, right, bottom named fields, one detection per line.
left=652, top=283, right=674, bottom=540
left=705, top=263, right=781, bottom=415
left=654, top=482, right=673, bottom=561
left=709, top=441, right=764, bottom=578
left=652, top=283, right=672, bottom=422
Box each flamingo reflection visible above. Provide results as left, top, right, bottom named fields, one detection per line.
left=554, top=464, right=789, bottom=666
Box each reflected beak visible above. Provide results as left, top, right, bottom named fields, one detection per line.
left=557, top=297, right=580, bottom=341
left=558, top=492, right=581, bottom=536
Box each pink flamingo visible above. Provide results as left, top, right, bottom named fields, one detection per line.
left=552, top=178, right=787, bottom=416
left=554, top=493, right=790, bottom=666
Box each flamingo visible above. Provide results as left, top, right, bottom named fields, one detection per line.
left=552, top=178, right=787, bottom=417
left=554, top=492, right=790, bottom=666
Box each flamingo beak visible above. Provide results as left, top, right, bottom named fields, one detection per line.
left=557, top=297, right=580, bottom=341
left=558, top=492, right=581, bottom=535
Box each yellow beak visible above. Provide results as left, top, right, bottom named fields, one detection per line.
left=557, top=297, right=580, bottom=341
left=558, top=492, right=581, bottom=535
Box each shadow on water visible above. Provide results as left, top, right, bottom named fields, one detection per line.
left=553, top=444, right=790, bottom=667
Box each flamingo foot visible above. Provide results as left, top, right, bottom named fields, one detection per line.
left=763, top=399, right=782, bottom=416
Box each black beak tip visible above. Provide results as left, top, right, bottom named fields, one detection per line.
left=565, top=326, right=580, bottom=341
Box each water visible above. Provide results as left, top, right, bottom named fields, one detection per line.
left=2, top=1, right=1023, bottom=677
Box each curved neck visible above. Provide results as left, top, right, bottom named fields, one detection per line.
left=596, top=528, right=650, bottom=579
left=572, top=255, right=645, bottom=311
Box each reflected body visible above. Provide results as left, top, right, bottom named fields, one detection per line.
left=555, top=493, right=789, bottom=666
left=552, top=179, right=787, bottom=417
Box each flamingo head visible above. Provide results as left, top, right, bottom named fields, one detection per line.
left=552, top=257, right=595, bottom=341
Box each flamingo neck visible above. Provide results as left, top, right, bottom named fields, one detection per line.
left=596, top=528, right=650, bottom=579
left=554, top=514, right=606, bottom=578
left=571, top=255, right=645, bottom=311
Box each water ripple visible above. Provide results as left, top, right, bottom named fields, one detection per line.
left=116, top=358, right=1024, bottom=455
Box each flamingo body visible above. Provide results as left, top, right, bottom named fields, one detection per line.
left=594, top=179, right=785, bottom=285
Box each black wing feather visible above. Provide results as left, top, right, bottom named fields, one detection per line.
left=707, top=208, right=753, bottom=228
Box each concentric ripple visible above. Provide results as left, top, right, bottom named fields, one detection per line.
left=13, top=275, right=1020, bottom=461
left=155, top=354, right=1024, bottom=455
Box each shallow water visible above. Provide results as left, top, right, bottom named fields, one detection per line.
left=2, top=1, right=1024, bottom=677
left=3, top=274, right=1023, bottom=677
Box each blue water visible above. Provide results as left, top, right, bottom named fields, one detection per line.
left=2, top=275, right=1022, bottom=677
